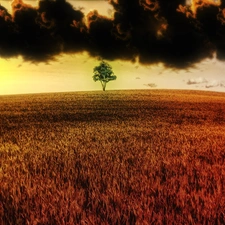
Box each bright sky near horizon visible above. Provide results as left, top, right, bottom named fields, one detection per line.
left=1, top=0, right=225, bottom=95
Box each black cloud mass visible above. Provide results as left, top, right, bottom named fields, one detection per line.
left=1, top=0, right=225, bottom=68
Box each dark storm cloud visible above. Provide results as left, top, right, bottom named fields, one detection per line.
left=1, top=0, right=225, bottom=68
left=0, top=0, right=87, bottom=61
left=86, top=10, right=135, bottom=61
left=0, top=5, right=16, bottom=58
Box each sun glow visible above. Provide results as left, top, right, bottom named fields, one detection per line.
left=185, top=0, right=221, bottom=16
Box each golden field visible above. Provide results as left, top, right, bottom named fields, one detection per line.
left=0, top=90, right=224, bottom=225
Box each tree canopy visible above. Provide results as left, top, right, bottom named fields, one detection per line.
left=93, top=61, right=117, bottom=91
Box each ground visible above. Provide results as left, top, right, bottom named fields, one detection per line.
left=0, top=90, right=225, bottom=224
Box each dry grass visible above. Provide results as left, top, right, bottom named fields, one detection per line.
left=0, top=90, right=225, bottom=225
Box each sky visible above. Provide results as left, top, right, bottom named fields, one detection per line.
left=1, top=0, right=225, bottom=94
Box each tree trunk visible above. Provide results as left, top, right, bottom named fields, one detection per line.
left=101, top=81, right=106, bottom=91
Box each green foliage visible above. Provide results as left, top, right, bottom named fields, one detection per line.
left=93, top=61, right=116, bottom=91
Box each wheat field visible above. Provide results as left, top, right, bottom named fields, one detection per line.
left=0, top=90, right=225, bottom=224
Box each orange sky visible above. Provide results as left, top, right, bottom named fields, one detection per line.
left=0, top=0, right=225, bottom=95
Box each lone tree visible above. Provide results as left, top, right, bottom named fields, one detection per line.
left=93, top=61, right=117, bottom=91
